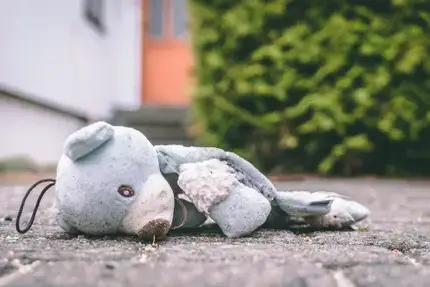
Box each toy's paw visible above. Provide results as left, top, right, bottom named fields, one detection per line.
left=225, top=151, right=277, bottom=200
left=171, top=196, right=207, bottom=229
left=305, top=190, right=370, bottom=224
left=274, top=191, right=333, bottom=217
left=177, top=159, right=271, bottom=238
left=346, top=200, right=370, bottom=222
left=304, top=195, right=370, bottom=229
left=64, top=121, right=114, bottom=161
left=177, top=158, right=236, bottom=214
left=209, top=183, right=271, bottom=238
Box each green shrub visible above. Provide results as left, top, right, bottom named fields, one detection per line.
left=188, top=0, right=430, bottom=176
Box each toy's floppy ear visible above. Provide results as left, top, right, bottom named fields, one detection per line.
left=63, top=121, right=115, bottom=161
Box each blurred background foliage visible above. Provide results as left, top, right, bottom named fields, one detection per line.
left=188, top=0, right=430, bottom=176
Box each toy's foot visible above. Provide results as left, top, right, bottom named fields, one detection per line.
left=305, top=196, right=370, bottom=229
left=278, top=190, right=370, bottom=229
left=273, top=190, right=370, bottom=230
left=209, top=183, right=271, bottom=238
left=177, top=159, right=271, bottom=238
left=274, top=191, right=333, bottom=217
left=171, top=196, right=207, bottom=229
left=345, top=200, right=370, bottom=222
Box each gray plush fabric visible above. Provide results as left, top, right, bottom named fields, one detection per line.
left=209, top=183, right=271, bottom=238
left=274, top=191, right=333, bottom=217
left=156, top=145, right=277, bottom=237
left=156, top=145, right=225, bottom=174
left=156, top=145, right=277, bottom=200
left=277, top=191, right=370, bottom=228
left=63, top=121, right=114, bottom=161
left=223, top=151, right=277, bottom=200
left=55, top=122, right=175, bottom=237
left=305, top=192, right=370, bottom=228
left=176, top=158, right=271, bottom=238
left=52, top=122, right=370, bottom=240
left=54, top=125, right=275, bottom=239
left=177, top=159, right=236, bottom=214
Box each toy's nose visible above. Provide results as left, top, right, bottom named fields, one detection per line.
left=119, top=173, right=175, bottom=240
left=137, top=218, right=170, bottom=240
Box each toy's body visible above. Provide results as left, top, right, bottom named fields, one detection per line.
left=16, top=122, right=370, bottom=240
left=155, top=145, right=370, bottom=237
left=156, top=144, right=278, bottom=237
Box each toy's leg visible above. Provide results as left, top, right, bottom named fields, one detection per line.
left=304, top=197, right=370, bottom=229
left=273, top=190, right=333, bottom=217
left=276, top=190, right=370, bottom=229
left=177, top=159, right=271, bottom=238
left=264, top=190, right=332, bottom=229
left=209, top=182, right=271, bottom=238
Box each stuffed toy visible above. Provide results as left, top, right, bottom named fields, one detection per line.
left=15, top=121, right=370, bottom=241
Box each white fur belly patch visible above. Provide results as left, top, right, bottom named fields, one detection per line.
left=177, top=159, right=238, bottom=214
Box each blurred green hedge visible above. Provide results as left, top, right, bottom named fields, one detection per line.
left=188, top=0, right=430, bottom=176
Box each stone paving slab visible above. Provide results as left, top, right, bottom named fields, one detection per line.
left=0, top=178, right=430, bottom=286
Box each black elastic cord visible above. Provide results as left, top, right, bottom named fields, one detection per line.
left=16, top=178, right=56, bottom=234
left=170, top=197, right=188, bottom=230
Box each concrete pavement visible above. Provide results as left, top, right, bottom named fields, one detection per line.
left=1, top=178, right=430, bottom=286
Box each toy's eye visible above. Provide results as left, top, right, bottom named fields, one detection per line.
left=118, top=185, right=135, bottom=198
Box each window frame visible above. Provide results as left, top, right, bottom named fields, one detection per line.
left=147, top=0, right=165, bottom=39
left=84, top=0, right=106, bottom=35
left=170, top=0, right=189, bottom=39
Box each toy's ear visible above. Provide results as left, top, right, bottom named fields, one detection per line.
left=63, top=121, right=115, bottom=161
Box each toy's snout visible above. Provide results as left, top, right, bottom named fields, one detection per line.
left=120, top=173, right=174, bottom=240
left=137, top=218, right=171, bottom=240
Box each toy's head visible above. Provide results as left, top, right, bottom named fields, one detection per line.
left=53, top=121, right=175, bottom=240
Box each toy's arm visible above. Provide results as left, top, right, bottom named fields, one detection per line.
left=155, top=145, right=278, bottom=200
left=222, top=151, right=278, bottom=200
left=176, top=158, right=271, bottom=238
left=155, top=145, right=225, bottom=175
left=275, top=190, right=370, bottom=229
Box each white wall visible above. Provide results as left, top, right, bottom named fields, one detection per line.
left=0, top=0, right=142, bottom=165
left=0, top=95, right=86, bottom=165
left=0, top=0, right=142, bottom=120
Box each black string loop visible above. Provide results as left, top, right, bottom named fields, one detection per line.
left=170, top=197, right=188, bottom=230
left=16, top=178, right=56, bottom=234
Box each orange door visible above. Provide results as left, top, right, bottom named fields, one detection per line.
left=142, top=0, right=194, bottom=105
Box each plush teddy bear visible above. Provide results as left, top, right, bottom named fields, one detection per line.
left=16, top=121, right=370, bottom=241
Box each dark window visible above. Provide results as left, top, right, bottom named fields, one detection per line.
left=149, top=0, right=164, bottom=38
left=172, top=0, right=189, bottom=38
left=84, top=0, right=105, bottom=34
